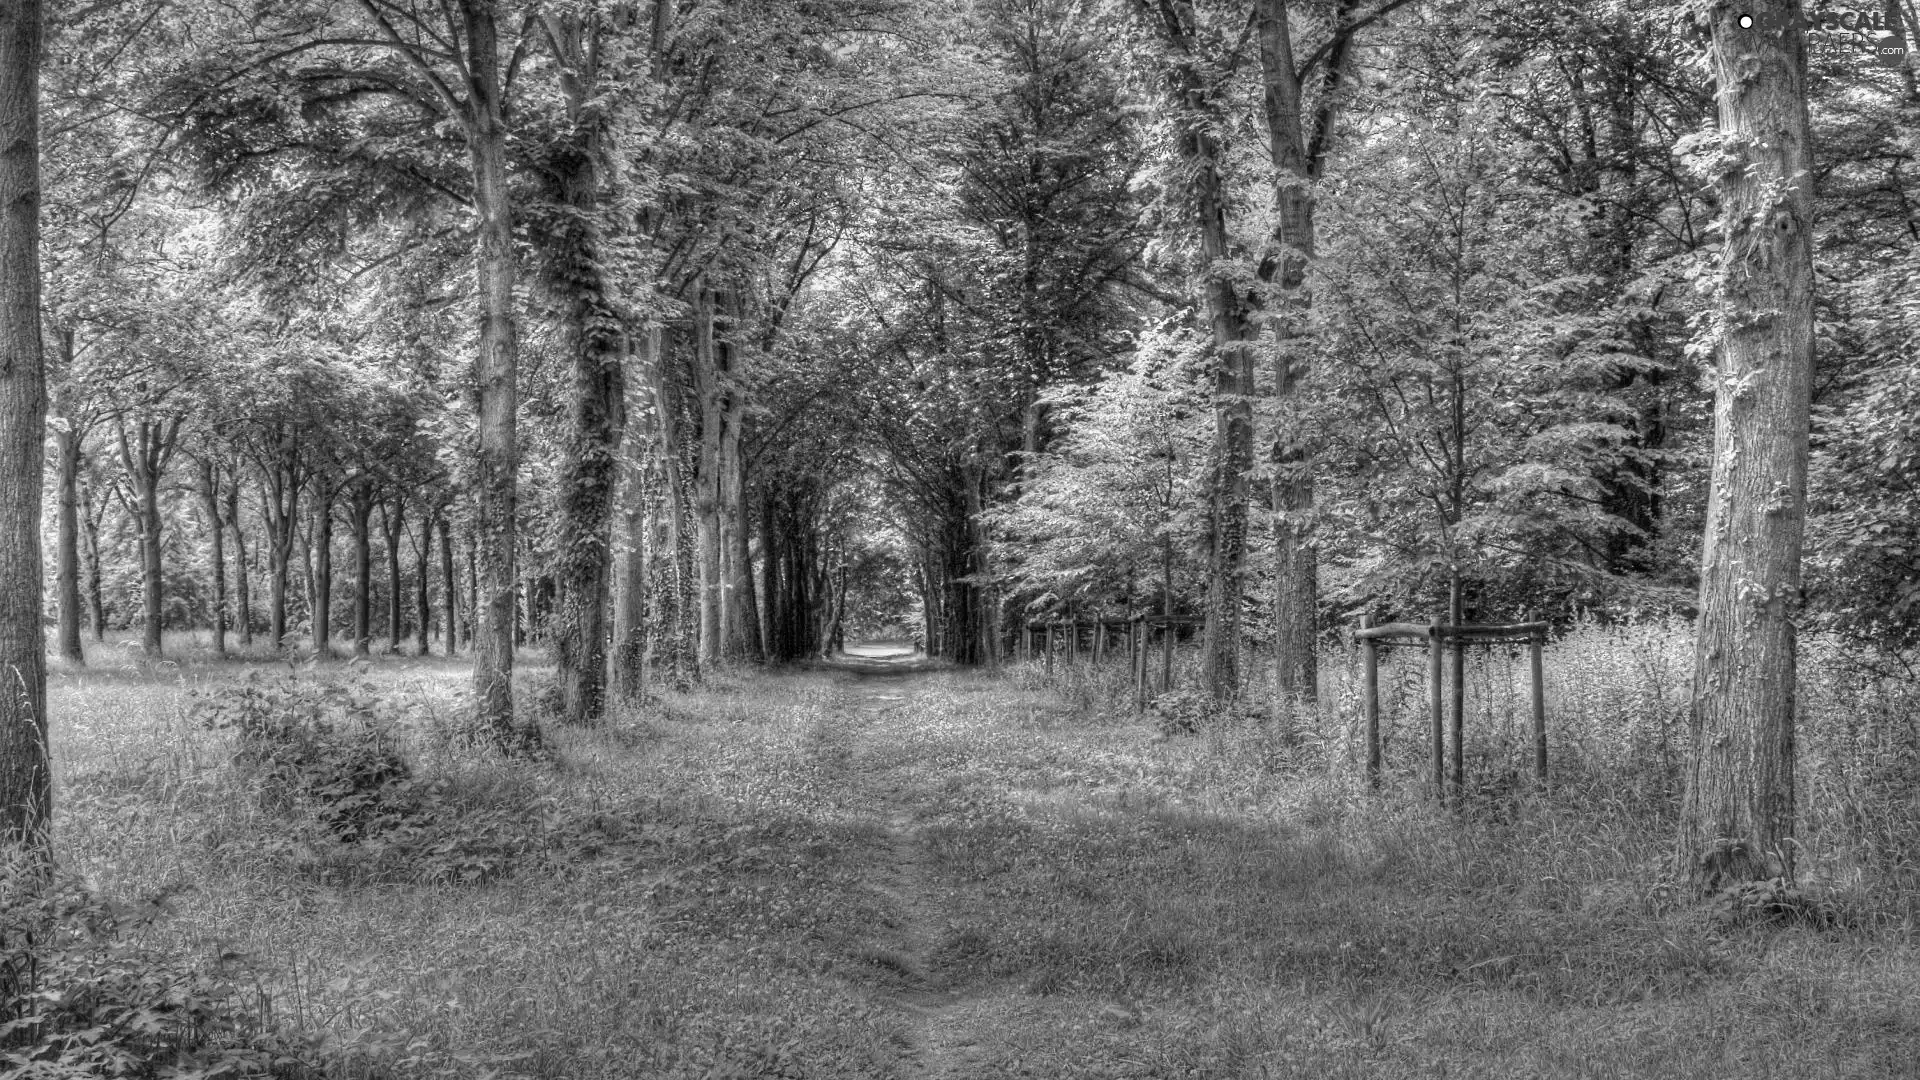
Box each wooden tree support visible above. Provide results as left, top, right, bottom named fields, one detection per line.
left=1020, top=614, right=1203, bottom=716
left=1355, top=617, right=1550, bottom=799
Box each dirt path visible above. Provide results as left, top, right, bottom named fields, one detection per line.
left=826, top=655, right=991, bottom=1078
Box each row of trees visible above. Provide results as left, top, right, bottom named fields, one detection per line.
left=0, top=0, right=1899, bottom=897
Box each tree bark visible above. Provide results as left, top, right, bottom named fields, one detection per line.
left=691, top=288, right=725, bottom=665
left=1133, top=0, right=1255, bottom=701
left=440, top=514, right=459, bottom=654
left=227, top=468, right=252, bottom=646
left=380, top=494, right=405, bottom=652
left=1681, top=0, right=1815, bottom=891
left=348, top=483, right=373, bottom=657
left=414, top=509, right=432, bottom=655
left=462, top=0, right=530, bottom=753
left=0, top=0, right=50, bottom=861
left=262, top=435, right=301, bottom=650
left=81, top=473, right=104, bottom=640
left=541, top=10, right=628, bottom=725
left=610, top=325, right=659, bottom=700
left=199, top=458, right=228, bottom=656
left=1255, top=0, right=1338, bottom=706
left=312, top=479, right=336, bottom=659
left=116, top=416, right=180, bottom=657
left=52, top=390, right=84, bottom=664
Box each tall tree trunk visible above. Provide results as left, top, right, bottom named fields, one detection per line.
left=690, top=289, right=725, bottom=666
left=52, top=397, right=83, bottom=664
left=312, top=481, right=336, bottom=659
left=440, top=515, right=459, bottom=655
left=0, top=0, right=50, bottom=861
left=1255, top=0, right=1344, bottom=706
left=227, top=474, right=251, bottom=646
left=348, top=485, right=373, bottom=657
left=1134, top=0, right=1255, bottom=702
left=722, top=384, right=757, bottom=663
left=414, top=510, right=431, bottom=655
left=541, top=13, right=628, bottom=725
left=264, top=445, right=299, bottom=651
left=462, top=0, right=531, bottom=754
left=81, top=475, right=104, bottom=641
left=117, top=417, right=179, bottom=657
left=381, top=495, right=405, bottom=652
left=610, top=326, right=659, bottom=700
left=199, top=458, right=228, bottom=657
left=1681, top=0, right=1815, bottom=891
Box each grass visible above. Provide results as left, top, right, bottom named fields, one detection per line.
left=25, top=626, right=1920, bottom=1078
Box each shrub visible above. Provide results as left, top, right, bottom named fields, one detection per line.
left=0, top=865, right=322, bottom=1079
left=191, top=673, right=415, bottom=843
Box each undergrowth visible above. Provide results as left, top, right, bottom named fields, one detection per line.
left=32, top=629, right=1920, bottom=1079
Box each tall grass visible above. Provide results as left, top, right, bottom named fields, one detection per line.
left=28, top=625, right=1920, bottom=1078
left=1020, top=616, right=1920, bottom=920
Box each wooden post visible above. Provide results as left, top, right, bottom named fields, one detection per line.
left=1429, top=618, right=1445, bottom=801
left=1094, top=618, right=1105, bottom=664
left=1045, top=623, right=1055, bottom=676
left=1530, top=627, right=1547, bottom=789
left=1068, top=614, right=1079, bottom=667
left=1362, top=615, right=1380, bottom=787
left=1161, top=620, right=1174, bottom=692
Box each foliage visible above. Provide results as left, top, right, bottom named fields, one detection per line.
left=191, top=673, right=416, bottom=844
left=0, top=866, right=321, bottom=1079
left=986, top=320, right=1210, bottom=618
left=189, top=672, right=553, bottom=887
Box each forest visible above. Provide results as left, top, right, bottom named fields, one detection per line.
left=1, top=0, right=1918, bottom=1076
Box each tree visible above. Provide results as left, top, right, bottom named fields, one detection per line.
left=1680, top=0, right=1815, bottom=890
left=170, top=0, right=535, bottom=751
left=0, top=0, right=50, bottom=862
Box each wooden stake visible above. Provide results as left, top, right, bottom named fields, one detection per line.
left=1045, top=623, right=1054, bottom=676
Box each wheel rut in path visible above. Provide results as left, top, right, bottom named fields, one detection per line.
left=829, top=665, right=991, bottom=1080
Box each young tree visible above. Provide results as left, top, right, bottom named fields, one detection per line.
left=0, top=0, right=50, bottom=861
left=1680, top=0, right=1816, bottom=889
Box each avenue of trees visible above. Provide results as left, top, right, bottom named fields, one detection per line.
left=2, top=0, right=1913, bottom=894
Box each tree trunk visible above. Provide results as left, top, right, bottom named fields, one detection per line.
left=610, top=325, right=659, bottom=700
left=381, top=495, right=405, bottom=652
left=1134, top=0, right=1255, bottom=702
left=199, top=458, right=228, bottom=657
left=723, top=388, right=758, bottom=663
left=0, top=0, right=50, bottom=860
left=466, top=530, right=478, bottom=651
left=542, top=14, right=628, bottom=725
left=227, top=471, right=252, bottom=647
left=1681, top=0, right=1815, bottom=891
left=264, top=443, right=300, bottom=650
left=415, top=509, right=432, bottom=655
left=117, top=417, right=179, bottom=657
left=440, top=515, right=459, bottom=655
left=463, top=0, right=529, bottom=753
left=1255, top=0, right=1337, bottom=706
left=348, top=485, right=373, bottom=657
left=691, top=288, right=725, bottom=666
left=81, top=474, right=105, bottom=641
left=52, top=399, right=83, bottom=664
left=312, top=481, right=336, bottom=659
